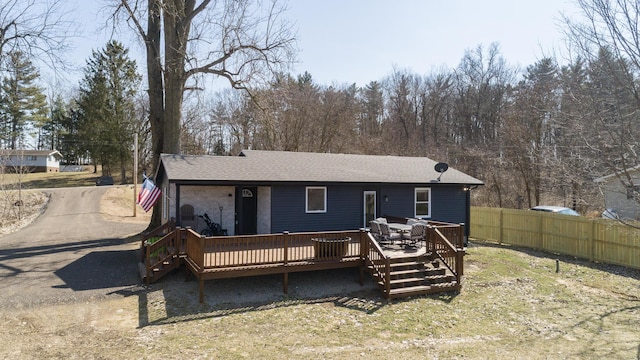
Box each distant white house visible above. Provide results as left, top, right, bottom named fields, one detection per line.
left=594, top=165, right=640, bottom=220
left=0, top=149, right=63, bottom=173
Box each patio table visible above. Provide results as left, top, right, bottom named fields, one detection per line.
left=388, top=223, right=412, bottom=232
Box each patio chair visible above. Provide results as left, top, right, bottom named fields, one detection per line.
left=369, top=220, right=382, bottom=241
left=180, top=204, right=196, bottom=229
left=402, top=223, right=426, bottom=247
left=379, top=221, right=402, bottom=245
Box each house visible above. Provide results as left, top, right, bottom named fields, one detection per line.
left=594, top=166, right=640, bottom=220
left=155, top=150, right=484, bottom=237
left=0, top=149, right=63, bottom=173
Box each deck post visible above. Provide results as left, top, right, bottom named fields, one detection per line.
left=283, top=231, right=289, bottom=293
left=358, top=229, right=366, bottom=286
left=384, top=259, right=391, bottom=297
left=283, top=231, right=289, bottom=265
left=455, top=250, right=464, bottom=280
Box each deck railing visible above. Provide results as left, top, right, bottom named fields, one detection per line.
left=189, top=230, right=362, bottom=269
left=140, top=219, right=176, bottom=261
left=431, top=223, right=465, bottom=249
left=144, top=228, right=179, bottom=283
left=383, top=215, right=465, bottom=249
left=143, top=222, right=465, bottom=301
left=363, top=232, right=391, bottom=296
left=426, top=225, right=464, bottom=282
left=184, top=228, right=205, bottom=269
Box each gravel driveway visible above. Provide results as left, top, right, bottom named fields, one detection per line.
left=0, top=186, right=148, bottom=309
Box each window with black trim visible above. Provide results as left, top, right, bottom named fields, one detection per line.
left=415, top=187, right=431, bottom=218
left=306, top=186, right=326, bottom=213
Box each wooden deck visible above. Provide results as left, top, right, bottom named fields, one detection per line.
left=141, top=222, right=465, bottom=302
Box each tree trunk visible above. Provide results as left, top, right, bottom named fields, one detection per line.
left=162, top=0, right=192, bottom=155
left=146, top=0, right=164, bottom=228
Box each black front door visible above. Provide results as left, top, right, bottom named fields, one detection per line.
left=236, top=186, right=257, bottom=235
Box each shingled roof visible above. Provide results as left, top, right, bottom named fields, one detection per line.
left=159, top=150, right=484, bottom=185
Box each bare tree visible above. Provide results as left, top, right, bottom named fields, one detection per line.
left=115, top=0, right=295, bottom=160
left=0, top=0, right=73, bottom=69
left=564, top=0, right=640, bottom=216
left=114, top=0, right=295, bottom=226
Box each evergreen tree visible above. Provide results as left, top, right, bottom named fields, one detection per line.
left=77, top=41, right=140, bottom=180
left=36, top=95, right=68, bottom=150
left=0, top=50, right=48, bottom=149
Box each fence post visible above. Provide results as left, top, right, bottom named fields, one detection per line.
left=590, top=219, right=596, bottom=262
left=498, top=209, right=503, bottom=244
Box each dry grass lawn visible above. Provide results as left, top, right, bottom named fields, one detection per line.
left=1, top=243, right=638, bottom=359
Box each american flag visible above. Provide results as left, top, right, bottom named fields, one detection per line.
left=138, top=177, right=161, bottom=212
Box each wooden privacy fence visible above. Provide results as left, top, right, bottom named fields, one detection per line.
left=470, top=207, right=640, bottom=270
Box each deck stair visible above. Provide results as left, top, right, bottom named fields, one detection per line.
left=138, top=221, right=182, bottom=284
left=375, top=255, right=460, bottom=299
left=139, top=247, right=181, bottom=283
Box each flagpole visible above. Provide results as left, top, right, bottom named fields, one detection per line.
left=133, top=133, right=138, bottom=217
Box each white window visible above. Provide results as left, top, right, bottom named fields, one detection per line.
left=306, top=186, right=327, bottom=213
left=415, top=188, right=431, bottom=218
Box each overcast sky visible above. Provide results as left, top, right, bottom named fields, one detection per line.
left=64, top=0, right=581, bottom=89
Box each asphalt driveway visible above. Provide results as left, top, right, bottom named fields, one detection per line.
left=0, top=186, right=148, bottom=309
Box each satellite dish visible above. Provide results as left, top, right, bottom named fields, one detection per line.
left=434, top=162, right=449, bottom=173
left=434, top=162, right=449, bottom=181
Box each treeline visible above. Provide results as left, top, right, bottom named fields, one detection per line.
left=2, top=40, right=637, bottom=212
left=184, top=43, right=639, bottom=213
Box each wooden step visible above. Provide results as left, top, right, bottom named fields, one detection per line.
left=389, top=268, right=425, bottom=278
left=424, top=273, right=457, bottom=284
left=386, top=277, right=425, bottom=287
left=139, top=256, right=181, bottom=284
left=388, top=261, right=425, bottom=272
